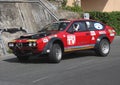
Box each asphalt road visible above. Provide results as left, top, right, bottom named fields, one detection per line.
left=0, top=36, right=120, bottom=85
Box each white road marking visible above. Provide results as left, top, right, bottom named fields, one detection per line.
left=33, top=76, right=48, bottom=83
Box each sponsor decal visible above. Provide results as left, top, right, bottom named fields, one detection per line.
left=94, top=23, right=103, bottom=30
left=54, top=34, right=57, bottom=37
left=110, top=34, right=115, bottom=36
left=99, top=31, right=106, bottom=34
left=42, top=38, right=48, bottom=43
left=67, top=35, right=76, bottom=45
left=108, top=29, right=115, bottom=36
left=90, top=31, right=96, bottom=36
left=92, top=36, right=95, bottom=40
left=65, top=44, right=95, bottom=52
left=90, top=31, right=96, bottom=40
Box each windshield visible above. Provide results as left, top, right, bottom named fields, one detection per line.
left=40, top=21, right=70, bottom=32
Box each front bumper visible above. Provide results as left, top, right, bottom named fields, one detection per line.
left=8, top=42, right=41, bottom=56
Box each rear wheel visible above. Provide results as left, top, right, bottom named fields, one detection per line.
left=49, top=44, right=62, bottom=63
left=95, top=39, right=110, bottom=56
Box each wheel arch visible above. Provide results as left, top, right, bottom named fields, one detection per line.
left=95, top=34, right=110, bottom=48
left=42, top=37, right=64, bottom=54
left=53, top=39, right=64, bottom=53
left=94, top=34, right=111, bottom=56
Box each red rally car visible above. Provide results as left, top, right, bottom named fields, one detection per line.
left=8, top=19, right=116, bottom=63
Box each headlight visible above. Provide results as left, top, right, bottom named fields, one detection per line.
left=29, top=42, right=32, bottom=47
left=28, top=42, right=37, bottom=47
left=8, top=43, right=14, bottom=47
left=33, top=42, right=37, bottom=46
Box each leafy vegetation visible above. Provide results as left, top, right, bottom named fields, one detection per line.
left=62, top=5, right=82, bottom=13
left=88, top=11, right=120, bottom=35
left=62, top=0, right=67, bottom=7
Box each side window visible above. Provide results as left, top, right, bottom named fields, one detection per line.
left=86, top=21, right=104, bottom=31
left=86, top=21, right=94, bottom=31
left=79, top=22, right=87, bottom=31
left=67, top=21, right=87, bottom=32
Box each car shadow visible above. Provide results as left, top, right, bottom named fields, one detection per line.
left=63, top=50, right=96, bottom=60
left=4, top=50, right=96, bottom=64
left=3, top=56, right=50, bottom=64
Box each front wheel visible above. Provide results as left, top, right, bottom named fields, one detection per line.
left=95, top=39, right=110, bottom=57
left=49, top=44, right=62, bottom=63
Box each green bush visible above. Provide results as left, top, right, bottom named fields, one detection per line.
left=89, top=11, right=120, bottom=35
left=62, top=0, right=67, bottom=7
left=63, top=5, right=82, bottom=13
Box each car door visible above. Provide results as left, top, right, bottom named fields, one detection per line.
left=73, top=21, right=91, bottom=45
left=65, top=21, right=91, bottom=51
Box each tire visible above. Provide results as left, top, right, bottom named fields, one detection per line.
left=95, top=39, right=110, bottom=57
left=17, top=55, right=29, bottom=62
left=49, top=44, right=62, bottom=63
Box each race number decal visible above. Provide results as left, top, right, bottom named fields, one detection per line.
left=67, top=35, right=76, bottom=45
left=94, top=23, right=103, bottom=30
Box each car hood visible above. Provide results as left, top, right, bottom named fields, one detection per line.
left=18, top=30, right=59, bottom=39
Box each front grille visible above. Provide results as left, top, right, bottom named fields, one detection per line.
left=15, top=42, right=29, bottom=47
left=23, top=43, right=29, bottom=47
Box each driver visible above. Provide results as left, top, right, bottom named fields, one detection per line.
left=73, top=24, right=79, bottom=31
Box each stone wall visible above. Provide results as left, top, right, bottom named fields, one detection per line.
left=0, top=2, right=56, bottom=32
left=0, top=0, right=57, bottom=56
